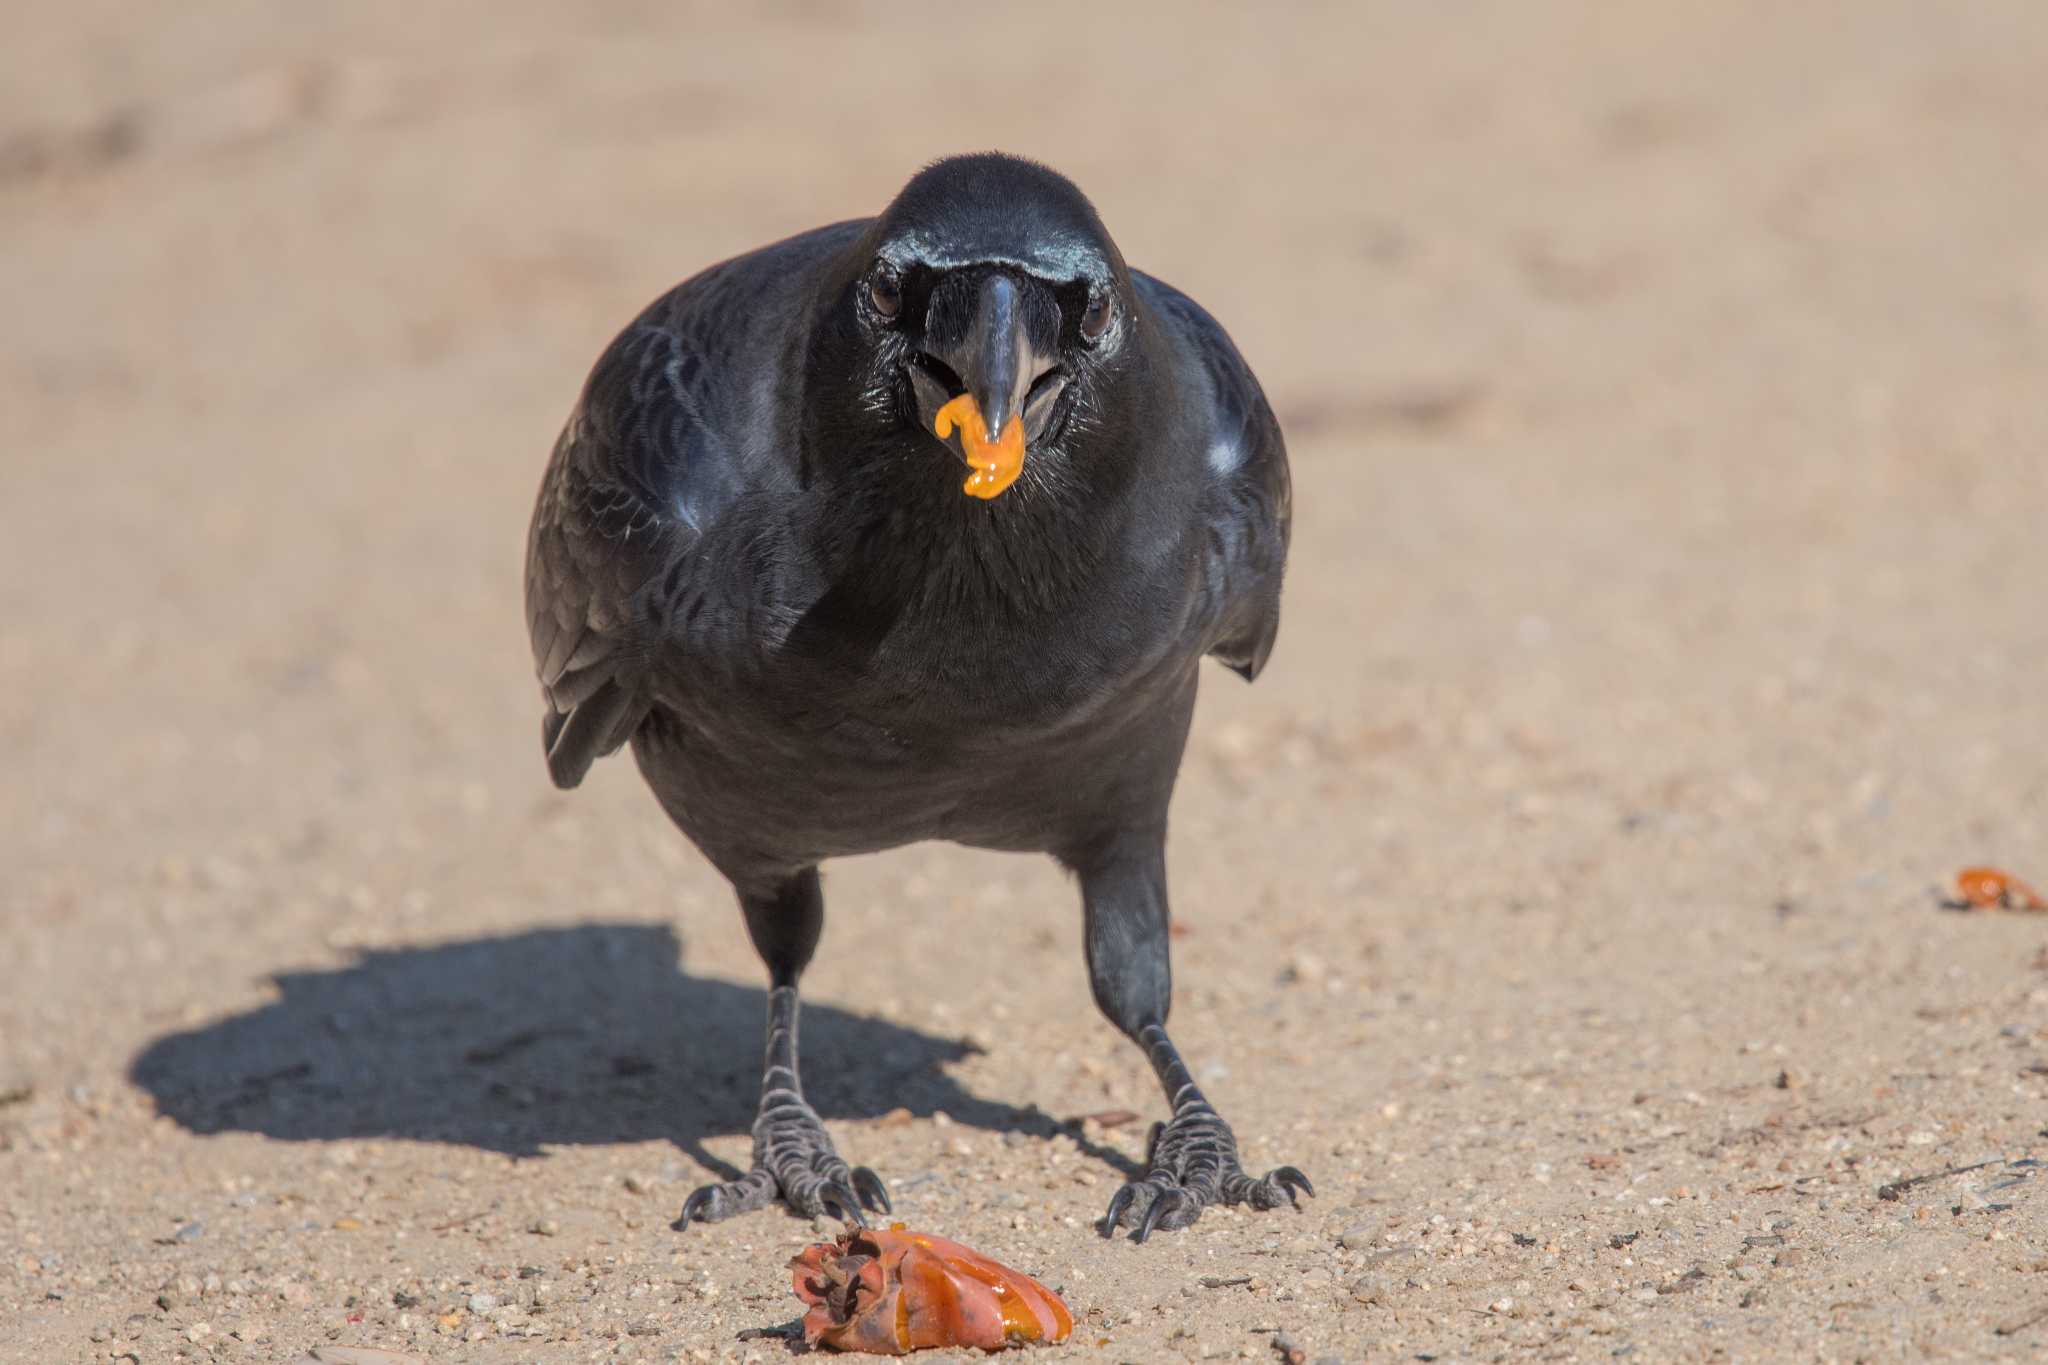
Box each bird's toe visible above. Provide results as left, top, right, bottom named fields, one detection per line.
left=815, top=1177, right=869, bottom=1226
left=1271, top=1165, right=1315, bottom=1204
left=674, top=1186, right=716, bottom=1231
left=1101, top=1181, right=1141, bottom=1237
left=851, top=1166, right=892, bottom=1214
left=1104, top=1111, right=1313, bottom=1242
left=1133, top=1185, right=1194, bottom=1244
left=676, top=1111, right=884, bottom=1231
left=675, top=1173, right=766, bottom=1231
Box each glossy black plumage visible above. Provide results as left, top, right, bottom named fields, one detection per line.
left=525, top=154, right=1301, bottom=1238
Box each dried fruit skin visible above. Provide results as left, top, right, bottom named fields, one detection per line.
left=790, top=1226, right=1073, bottom=1353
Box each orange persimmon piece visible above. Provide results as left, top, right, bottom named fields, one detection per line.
left=1956, top=866, right=2048, bottom=911
left=791, top=1225, right=1073, bottom=1354
left=933, top=392, right=1027, bottom=500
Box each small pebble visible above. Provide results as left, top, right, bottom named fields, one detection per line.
left=173, top=1220, right=205, bottom=1243
left=1283, top=953, right=1326, bottom=986
left=1337, top=1223, right=1377, bottom=1250
left=467, top=1292, right=497, bottom=1313
left=528, top=1218, right=560, bottom=1236
left=1349, top=1275, right=1387, bottom=1304
left=623, top=1173, right=653, bottom=1195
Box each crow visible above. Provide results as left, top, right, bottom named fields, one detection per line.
left=526, top=153, right=1305, bottom=1243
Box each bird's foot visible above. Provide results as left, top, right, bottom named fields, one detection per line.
left=1101, top=1108, right=1312, bottom=1243
left=676, top=1102, right=890, bottom=1230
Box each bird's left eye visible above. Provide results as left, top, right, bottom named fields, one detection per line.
left=869, top=270, right=903, bottom=319
left=1080, top=292, right=1114, bottom=342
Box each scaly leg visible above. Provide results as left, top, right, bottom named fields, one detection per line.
left=677, top=869, right=890, bottom=1228
left=1075, top=835, right=1312, bottom=1243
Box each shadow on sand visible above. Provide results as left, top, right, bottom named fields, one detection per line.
left=128, top=923, right=1087, bottom=1186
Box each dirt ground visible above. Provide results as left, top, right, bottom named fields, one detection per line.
left=6, top=2, right=2048, bottom=1361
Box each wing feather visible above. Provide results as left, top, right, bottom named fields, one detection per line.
left=1137, top=272, right=1293, bottom=680
left=524, top=323, right=717, bottom=787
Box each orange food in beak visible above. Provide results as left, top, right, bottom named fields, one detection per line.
left=933, top=393, right=1026, bottom=500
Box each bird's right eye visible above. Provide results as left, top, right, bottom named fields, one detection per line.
left=1079, top=290, right=1115, bottom=342
left=869, top=270, right=903, bottom=319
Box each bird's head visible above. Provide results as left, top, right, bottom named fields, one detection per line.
left=834, top=154, right=1135, bottom=501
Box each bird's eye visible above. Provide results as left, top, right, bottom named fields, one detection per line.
left=1080, top=291, right=1114, bottom=342
left=869, top=270, right=903, bottom=320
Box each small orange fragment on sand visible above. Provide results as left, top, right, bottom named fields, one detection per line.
left=933, top=392, right=1026, bottom=500
left=1955, top=866, right=2048, bottom=911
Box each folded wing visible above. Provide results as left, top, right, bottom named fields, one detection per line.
left=525, top=323, right=722, bottom=787
left=1139, top=273, right=1293, bottom=681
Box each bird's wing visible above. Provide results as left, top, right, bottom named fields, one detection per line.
left=525, top=321, right=725, bottom=788
left=1137, top=272, right=1293, bottom=681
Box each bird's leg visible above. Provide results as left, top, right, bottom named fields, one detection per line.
left=1076, top=836, right=1313, bottom=1243
left=677, top=869, right=890, bottom=1229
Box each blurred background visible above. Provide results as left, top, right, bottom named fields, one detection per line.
left=4, top=2, right=2048, bottom=1358
left=8, top=0, right=2043, bottom=913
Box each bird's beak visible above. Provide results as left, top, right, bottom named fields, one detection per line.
left=916, top=273, right=1061, bottom=500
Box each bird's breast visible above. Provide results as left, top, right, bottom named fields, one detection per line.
left=642, top=621, right=1193, bottom=860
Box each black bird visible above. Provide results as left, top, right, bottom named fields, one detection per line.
left=525, top=153, right=1304, bottom=1242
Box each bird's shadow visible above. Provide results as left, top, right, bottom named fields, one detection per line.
left=128, top=923, right=1135, bottom=1187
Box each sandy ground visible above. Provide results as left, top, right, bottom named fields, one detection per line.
left=6, top=3, right=2048, bottom=1361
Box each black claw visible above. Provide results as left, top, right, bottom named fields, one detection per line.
left=852, top=1167, right=891, bottom=1214
left=1133, top=1186, right=1184, bottom=1244
left=1273, top=1166, right=1314, bottom=1203
left=677, top=1186, right=718, bottom=1232
left=821, top=1180, right=868, bottom=1226
left=1102, top=1184, right=1136, bottom=1236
